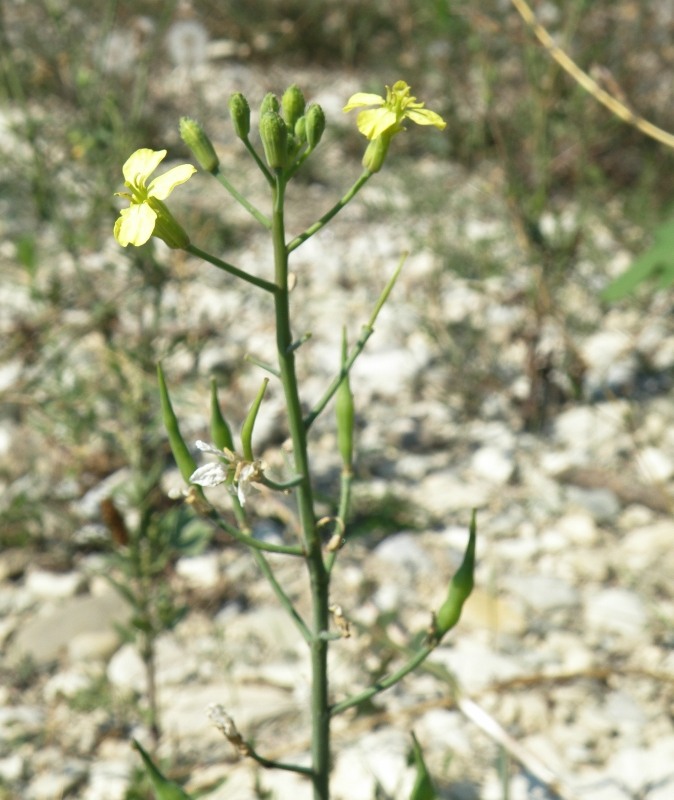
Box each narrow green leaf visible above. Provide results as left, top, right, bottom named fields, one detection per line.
left=602, top=218, right=674, bottom=301
left=133, top=739, right=193, bottom=800
left=409, top=732, right=437, bottom=800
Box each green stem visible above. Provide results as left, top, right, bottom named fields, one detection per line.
left=251, top=548, right=313, bottom=645
left=325, top=470, right=352, bottom=574
left=212, top=166, right=271, bottom=228
left=209, top=511, right=304, bottom=556
left=186, top=243, right=277, bottom=294
left=271, top=172, right=331, bottom=800
left=287, top=171, right=372, bottom=253
left=330, top=641, right=436, bottom=717
left=244, top=137, right=275, bottom=186
left=247, top=746, right=314, bottom=776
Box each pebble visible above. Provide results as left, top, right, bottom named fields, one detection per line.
left=107, top=643, right=147, bottom=694
left=503, top=574, right=579, bottom=613
left=24, top=568, right=84, bottom=599
left=584, top=588, right=648, bottom=639
left=175, top=552, right=221, bottom=589
left=470, top=444, right=515, bottom=484
left=9, top=591, right=131, bottom=666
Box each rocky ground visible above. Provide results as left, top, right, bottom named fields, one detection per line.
left=1, top=17, right=674, bottom=800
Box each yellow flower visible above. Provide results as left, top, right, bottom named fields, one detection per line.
left=343, top=80, right=446, bottom=140
left=113, top=148, right=196, bottom=247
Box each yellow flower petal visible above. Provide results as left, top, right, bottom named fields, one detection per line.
left=357, top=108, right=397, bottom=140
left=405, top=108, right=447, bottom=130
left=122, top=149, right=167, bottom=185
left=148, top=163, right=197, bottom=200
left=343, top=92, right=385, bottom=112
left=114, top=203, right=157, bottom=247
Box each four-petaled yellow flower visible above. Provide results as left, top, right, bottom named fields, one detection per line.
left=114, top=148, right=196, bottom=248
left=343, top=80, right=446, bottom=140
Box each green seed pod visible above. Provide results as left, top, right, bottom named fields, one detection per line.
left=179, top=117, right=219, bottom=173
left=335, top=329, right=354, bottom=472
left=282, top=84, right=306, bottom=129
left=157, top=363, right=196, bottom=483
left=241, top=378, right=269, bottom=461
left=228, top=92, right=251, bottom=140
left=210, top=378, right=234, bottom=452
left=259, top=111, right=288, bottom=170
left=436, top=511, right=477, bottom=637
left=362, top=133, right=391, bottom=174
left=260, top=92, right=280, bottom=115
left=305, top=103, right=326, bottom=149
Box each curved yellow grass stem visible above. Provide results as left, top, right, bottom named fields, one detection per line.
left=510, top=0, right=674, bottom=149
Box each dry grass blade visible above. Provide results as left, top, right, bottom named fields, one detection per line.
left=510, top=0, right=674, bottom=149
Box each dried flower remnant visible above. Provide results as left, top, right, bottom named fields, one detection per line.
left=98, top=18, right=155, bottom=77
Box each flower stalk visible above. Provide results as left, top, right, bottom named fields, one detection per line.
left=115, top=81, right=455, bottom=800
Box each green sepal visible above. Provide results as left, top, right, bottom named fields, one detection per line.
left=133, top=739, right=193, bottom=800
left=294, top=116, right=307, bottom=144
left=210, top=378, right=235, bottom=452
left=362, top=133, right=391, bottom=174
left=157, top=363, right=196, bottom=482
left=241, top=377, right=269, bottom=461
left=436, top=510, right=477, bottom=637
left=148, top=199, right=191, bottom=250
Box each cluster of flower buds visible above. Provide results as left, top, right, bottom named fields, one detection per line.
left=226, top=84, right=326, bottom=172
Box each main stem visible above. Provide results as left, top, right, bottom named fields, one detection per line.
left=271, top=174, right=331, bottom=800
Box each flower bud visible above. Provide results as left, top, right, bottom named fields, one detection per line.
left=294, top=116, right=307, bottom=144
left=260, top=92, right=280, bottom=115
left=179, top=117, right=219, bottom=173
left=282, top=84, right=306, bottom=129
left=228, top=93, right=251, bottom=140
left=305, top=104, right=326, bottom=149
left=259, top=111, right=288, bottom=170
left=362, top=134, right=391, bottom=174
left=150, top=199, right=191, bottom=249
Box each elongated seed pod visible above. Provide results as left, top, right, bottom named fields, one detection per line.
left=210, top=379, right=235, bottom=452
left=436, top=511, right=477, bottom=637
left=241, top=378, right=269, bottom=461
left=157, top=363, right=196, bottom=483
